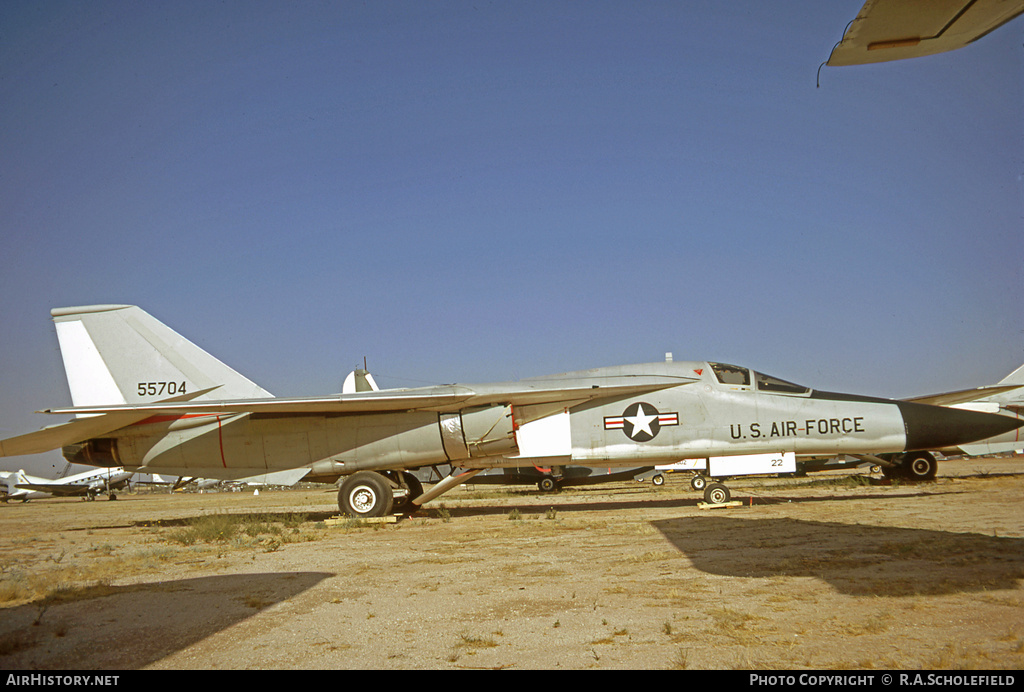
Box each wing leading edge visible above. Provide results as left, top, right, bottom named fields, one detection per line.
left=0, top=386, right=223, bottom=457
left=3, top=376, right=695, bottom=457
left=827, top=0, right=1024, bottom=66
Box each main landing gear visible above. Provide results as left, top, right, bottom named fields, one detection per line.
left=686, top=473, right=731, bottom=504
left=82, top=490, right=118, bottom=501
left=537, top=476, right=559, bottom=493
left=337, top=470, right=423, bottom=518
left=881, top=451, right=938, bottom=482
left=681, top=473, right=732, bottom=504
left=702, top=481, right=731, bottom=504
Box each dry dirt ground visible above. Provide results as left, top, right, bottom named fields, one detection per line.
left=1, top=457, right=1022, bottom=670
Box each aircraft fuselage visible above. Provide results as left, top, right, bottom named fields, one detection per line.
left=62, top=361, right=1012, bottom=483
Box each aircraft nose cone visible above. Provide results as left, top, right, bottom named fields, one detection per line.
left=896, top=401, right=1024, bottom=451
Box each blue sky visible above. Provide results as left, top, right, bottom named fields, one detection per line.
left=1, top=1, right=1022, bottom=476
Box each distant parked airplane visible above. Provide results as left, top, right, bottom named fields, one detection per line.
left=0, top=466, right=133, bottom=502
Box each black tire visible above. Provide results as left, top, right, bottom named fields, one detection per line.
left=652, top=474, right=665, bottom=487
left=703, top=482, right=731, bottom=505
left=690, top=474, right=707, bottom=491
left=402, top=471, right=423, bottom=505
left=901, top=452, right=938, bottom=481
left=338, top=471, right=394, bottom=518
left=390, top=471, right=424, bottom=512
left=538, top=476, right=558, bottom=493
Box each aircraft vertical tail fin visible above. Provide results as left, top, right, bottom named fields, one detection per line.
left=50, top=305, right=272, bottom=413
left=998, top=364, right=1024, bottom=386
left=342, top=368, right=380, bottom=393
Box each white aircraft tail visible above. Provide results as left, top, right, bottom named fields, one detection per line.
left=342, top=368, right=380, bottom=393
left=51, top=305, right=272, bottom=413
left=988, top=363, right=1024, bottom=409
left=0, top=471, right=14, bottom=497
left=998, top=364, right=1024, bottom=386
left=0, top=470, right=30, bottom=499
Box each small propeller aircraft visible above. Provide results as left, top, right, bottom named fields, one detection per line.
left=0, top=465, right=133, bottom=502
left=1, top=305, right=1019, bottom=516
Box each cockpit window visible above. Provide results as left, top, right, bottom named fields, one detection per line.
left=709, top=362, right=750, bottom=386
left=755, top=371, right=810, bottom=395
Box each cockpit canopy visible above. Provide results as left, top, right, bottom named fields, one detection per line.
left=708, top=362, right=810, bottom=395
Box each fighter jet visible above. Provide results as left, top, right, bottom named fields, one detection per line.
left=0, top=466, right=133, bottom=502
left=0, top=305, right=1019, bottom=516
left=826, top=0, right=1024, bottom=66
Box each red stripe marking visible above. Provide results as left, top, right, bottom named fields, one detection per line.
left=133, top=413, right=218, bottom=426
left=216, top=415, right=227, bottom=468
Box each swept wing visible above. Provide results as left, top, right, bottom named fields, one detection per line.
left=4, top=377, right=692, bottom=457
left=0, top=386, right=221, bottom=457
left=903, top=383, right=1022, bottom=408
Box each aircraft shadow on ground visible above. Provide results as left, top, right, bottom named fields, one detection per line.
left=651, top=515, right=1024, bottom=597
left=0, top=571, right=331, bottom=669
left=131, top=511, right=341, bottom=528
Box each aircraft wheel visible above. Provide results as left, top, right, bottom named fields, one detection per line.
left=402, top=471, right=423, bottom=506
left=651, top=474, right=665, bottom=486
left=388, top=471, right=424, bottom=512
left=690, top=474, right=707, bottom=491
left=393, top=472, right=421, bottom=511
left=703, top=483, right=731, bottom=505
left=338, top=471, right=394, bottom=518
left=901, top=452, right=937, bottom=481
left=538, top=476, right=558, bottom=493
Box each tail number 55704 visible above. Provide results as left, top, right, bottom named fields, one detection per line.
left=137, top=381, right=187, bottom=397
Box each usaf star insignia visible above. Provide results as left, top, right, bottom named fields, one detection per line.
left=604, top=402, right=679, bottom=442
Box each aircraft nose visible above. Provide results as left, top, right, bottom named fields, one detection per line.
left=896, top=401, right=1024, bottom=451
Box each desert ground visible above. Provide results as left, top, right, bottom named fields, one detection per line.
left=1, top=456, right=1022, bottom=671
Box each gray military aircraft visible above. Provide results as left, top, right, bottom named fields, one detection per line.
left=0, top=305, right=1020, bottom=516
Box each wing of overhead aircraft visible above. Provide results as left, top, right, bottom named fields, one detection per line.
left=827, top=0, right=1024, bottom=66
